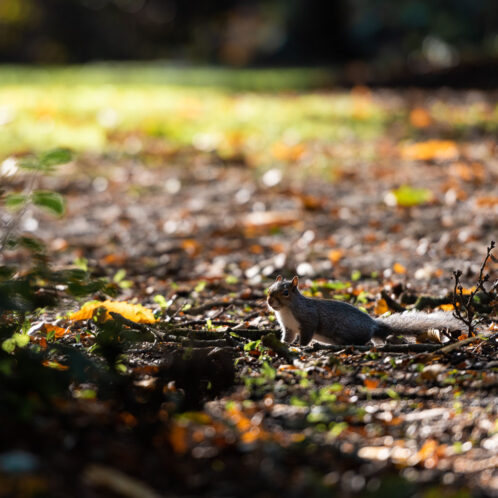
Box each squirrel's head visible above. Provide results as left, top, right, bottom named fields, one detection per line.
left=267, top=275, right=299, bottom=311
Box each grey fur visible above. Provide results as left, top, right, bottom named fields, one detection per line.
left=267, top=277, right=462, bottom=346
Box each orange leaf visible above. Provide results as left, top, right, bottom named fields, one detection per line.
left=439, top=304, right=454, bottom=311
left=401, top=140, right=458, bottom=161
left=181, top=239, right=201, bottom=256
left=364, top=378, right=379, bottom=389
left=69, top=300, right=157, bottom=324
left=271, top=142, right=306, bottom=162
left=42, top=323, right=69, bottom=338
left=417, top=439, right=438, bottom=461
left=475, top=196, right=498, bottom=207
left=457, top=334, right=468, bottom=341
left=42, top=360, right=69, bottom=371
left=409, top=108, right=432, bottom=128
left=374, top=299, right=389, bottom=315
left=169, top=423, right=188, bottom=454
left=328, top=249, right=344, bottom=264
left=249, top=244, right=264, bottom=254
left=393, top=262, right=406, bottom=274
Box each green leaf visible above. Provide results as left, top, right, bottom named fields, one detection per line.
left=387, top=185, right=434, bottom=207
left=113, top=269, right=127, bottom=283
left=351, top=270, right=361, bottom=281
left=31, top=190, right=65, bottom=216
left=244, top=339, right=261, bottom=351
left=194, top=280, right=207, bottom=293
left=0, top=266, right=15, bottom=280
left=261, top=361, right=276, bottom=380
left=40, top=148, right=73, bottom=168
left=153, top=294, right=169, bottom=309
left=17, top=156, right=41, bottom=171
left=2, top=332, right=30, bottom=353
left=74, top=257, right=88, bottom=271
left=18, top=236, right=45, bottom=253
left=5, top=193, right=27, bottom=210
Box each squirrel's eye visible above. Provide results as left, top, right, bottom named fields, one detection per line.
left=282, top=289, right=289, bottom=296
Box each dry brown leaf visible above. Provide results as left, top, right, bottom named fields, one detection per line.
left=242, top=211, right=300, bottom=234
left=475, top=196, right=498, bottom=207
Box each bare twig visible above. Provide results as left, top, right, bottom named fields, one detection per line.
left=452, top=241, right=496, bottom=336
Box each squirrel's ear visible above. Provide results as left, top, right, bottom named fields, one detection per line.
left=275, top=275, right=282, bottom=282
left=291, top=276, right=299, bottom=288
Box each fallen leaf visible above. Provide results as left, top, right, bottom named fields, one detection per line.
left=181, top=239, right=201, bottom=256
left=393, top=262, right=406, bottom=274
left=374, top=298, right=389, bottom=315
left=328, top=249, right=344, bottom=264
left=401, top=140, right=458, bottom=161
left=439, top=304, right=454, bottom=311
left=385, top=185, right=435, bottom=207
left=417, top=439, right=438, bottom=461
left=364, top=378, right=379, bottom=389
left=409, top=108, right=432, bottom=128
left=169, top=423, right=188, bottom=454
left=242, top=211, right=300, bottom=233
left=43, top=360, right=69, bottom=371
left=40, top=323, right=70, bottom=338
left=271, top=142, right=306, bottom=162
left=69, top=300, right=157, bottom=324
left=475, top=196, right=498, bottom=207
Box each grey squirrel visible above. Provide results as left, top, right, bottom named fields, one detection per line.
left=267, top=275, right=463, bottom=345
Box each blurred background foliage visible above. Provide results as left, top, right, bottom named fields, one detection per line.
left=0, top=0, right=497, bottom=85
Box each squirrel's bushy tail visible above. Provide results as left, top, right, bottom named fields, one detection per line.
left=374, top=311, right=463, bottom=340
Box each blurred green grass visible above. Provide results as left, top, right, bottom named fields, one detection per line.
left=0, top=64, right=496, bottom=169
left=0, top=64, right=388, bottom=161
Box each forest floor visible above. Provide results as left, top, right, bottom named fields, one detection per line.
left=0, top=68, right=497, bottom=497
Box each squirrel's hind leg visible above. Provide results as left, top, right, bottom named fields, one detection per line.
left=299, top=327, right=314, bottom=346
left=282, top=327, right=298, bottom=344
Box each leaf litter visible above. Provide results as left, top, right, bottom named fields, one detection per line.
left=0, top=84, right=497, bottom=497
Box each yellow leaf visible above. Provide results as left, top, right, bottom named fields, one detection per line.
left=69, top=300, right=157, bottom=324
left=271, top=142, right=306, bottom=162
left=401, top=140, right=458, bottom=161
